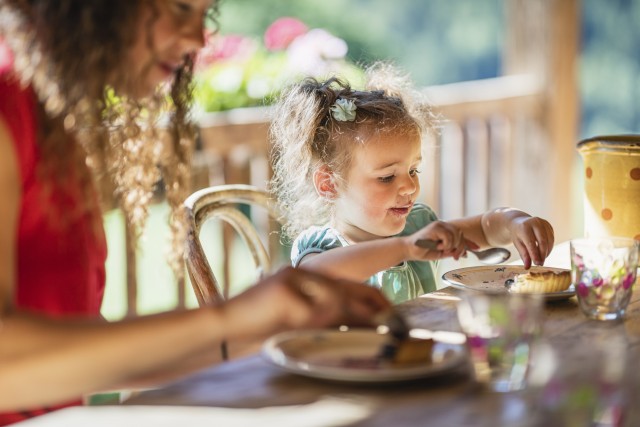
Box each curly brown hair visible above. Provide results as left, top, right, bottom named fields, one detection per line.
left=269, top=62, right=437, bottom=241
left=0, top=0, right=220, bottom=278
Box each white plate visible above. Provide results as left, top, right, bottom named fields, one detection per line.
left=262, top=328, right=466, bottom=383
left=442, top=265, right=575, bottom=301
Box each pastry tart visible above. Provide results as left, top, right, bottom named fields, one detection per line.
left=393, top=337, right=434, bottom=365
left=509, top=269, right=571, bottom=293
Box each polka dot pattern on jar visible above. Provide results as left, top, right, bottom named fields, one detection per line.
left=578, top=136, right=640, bottom=241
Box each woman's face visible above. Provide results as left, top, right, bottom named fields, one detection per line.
left=127, top=0, right=213, bottom=97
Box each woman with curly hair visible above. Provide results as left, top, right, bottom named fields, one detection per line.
left=0, top=1, right=390, bottom=423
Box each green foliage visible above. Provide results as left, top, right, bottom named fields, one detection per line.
left=194, top=13, right=366, bottom=112
left=580, top=0, right=640, bottom=138
left=195, top=49, right=288, bottom=111
left=206, top=0, right=640, bottom=135
left=213, top=0, right=504, bottom=86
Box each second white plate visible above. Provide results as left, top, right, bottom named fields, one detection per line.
left=262, top=328, right=466, bottom=383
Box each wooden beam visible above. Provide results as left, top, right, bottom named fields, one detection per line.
left=504, top=0, right=581, bottom=242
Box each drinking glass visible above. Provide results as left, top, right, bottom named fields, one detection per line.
left=456, top=292, right=543, bottom=392
left=570, top=237, right=639, bottom=321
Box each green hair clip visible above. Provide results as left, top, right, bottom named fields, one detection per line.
left=330, top=98, right=357, bottom=122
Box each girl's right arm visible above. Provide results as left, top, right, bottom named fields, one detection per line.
left=298, top=220, right=467, bottom=282
left=299, top=237, right=414, bottom=281
left=0, top=119, right=390, bottom=411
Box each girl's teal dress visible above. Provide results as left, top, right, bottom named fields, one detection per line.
left=291, top=203, right=439, bottom=304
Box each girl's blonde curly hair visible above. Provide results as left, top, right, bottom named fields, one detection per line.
left=270, top=62, right=437, bottom=241
left=0, top=0, right=219, bottom=279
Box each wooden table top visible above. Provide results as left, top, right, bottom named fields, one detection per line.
left=125, top=277, right=640, bottom=426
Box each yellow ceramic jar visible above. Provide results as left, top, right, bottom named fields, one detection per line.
left=577, top=135, right=640, bottom=241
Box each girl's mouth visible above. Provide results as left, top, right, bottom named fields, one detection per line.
left=389, top=206, right=411, bottom=216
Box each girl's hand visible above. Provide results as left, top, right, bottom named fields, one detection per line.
left=508, top=216, right=555, bottom=268
left=404, top=220, right=477, bottom=261
left=220, top=267, right=391, bottom=338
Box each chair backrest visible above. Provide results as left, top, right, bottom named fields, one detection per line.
left=184, top=184, right=282, bottom=307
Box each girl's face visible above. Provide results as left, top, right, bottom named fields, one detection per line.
left=127, top=0, right=212, bottom=96
left=332, top=132, right=423, bottom=242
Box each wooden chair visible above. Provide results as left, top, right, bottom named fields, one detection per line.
left=184, top=184, right=282, bottom=307
left=184, top=184, right=284, bottom=360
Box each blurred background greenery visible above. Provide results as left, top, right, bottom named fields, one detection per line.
left=102, top=0, right=640, bottom=319
left=211, top=0, right=503, bottom=87
left=208, top=0, right=640, bottom=138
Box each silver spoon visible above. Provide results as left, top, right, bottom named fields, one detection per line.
left=415, top=238, right=511, bottom=264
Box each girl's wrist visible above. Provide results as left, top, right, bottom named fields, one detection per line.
left=399, top=235, right=417, bottom=261
left=482, top=207, right=525, bottom=246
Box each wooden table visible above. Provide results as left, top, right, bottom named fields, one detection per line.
left=21, top=240, right=639, bottom=426
left=123, top=280, right=640, bottom=426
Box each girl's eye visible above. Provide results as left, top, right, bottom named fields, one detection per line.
left=409, top=169, right=421, bottom=177
left=378, top=175, right=395, bottom=183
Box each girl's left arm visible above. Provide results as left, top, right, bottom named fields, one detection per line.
left=448, top=208, right=555, bottom=268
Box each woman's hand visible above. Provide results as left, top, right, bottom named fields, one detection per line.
left=403, top=220, right=477, bottom=261
left=219, top=266, right=391, bottom=339
left=508, top=216, right=555, bottom=268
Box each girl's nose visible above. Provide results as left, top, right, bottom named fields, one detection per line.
left=399, top=175, right=418, bottom=196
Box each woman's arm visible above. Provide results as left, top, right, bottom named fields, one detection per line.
left=0, top=269, right=388, bottom=411
left=0, top=308, right=227, bottom=409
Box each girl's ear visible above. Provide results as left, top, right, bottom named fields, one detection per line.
left=313, top=165, right=337, bottom=199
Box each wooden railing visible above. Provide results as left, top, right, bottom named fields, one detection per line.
left=196, top=74, right=561, bottom=217
left=421, top=74, right=547, bottom=219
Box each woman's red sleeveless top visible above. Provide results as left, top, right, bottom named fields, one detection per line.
left=0, top=71, right=107, bottom=425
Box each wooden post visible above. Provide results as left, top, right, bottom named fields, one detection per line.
left=504, top=0, right=580, bottom=242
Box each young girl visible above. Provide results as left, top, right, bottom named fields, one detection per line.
left=270, top=63, right=555, bottom=304
left=0, top=1, right=388, bottom=423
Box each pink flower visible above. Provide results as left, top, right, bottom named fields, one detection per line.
left=196, top=33, right=257, bottom=71
left=264, top=17, right=307, bottom=51
left=286, top=29, right=348, bottom=76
